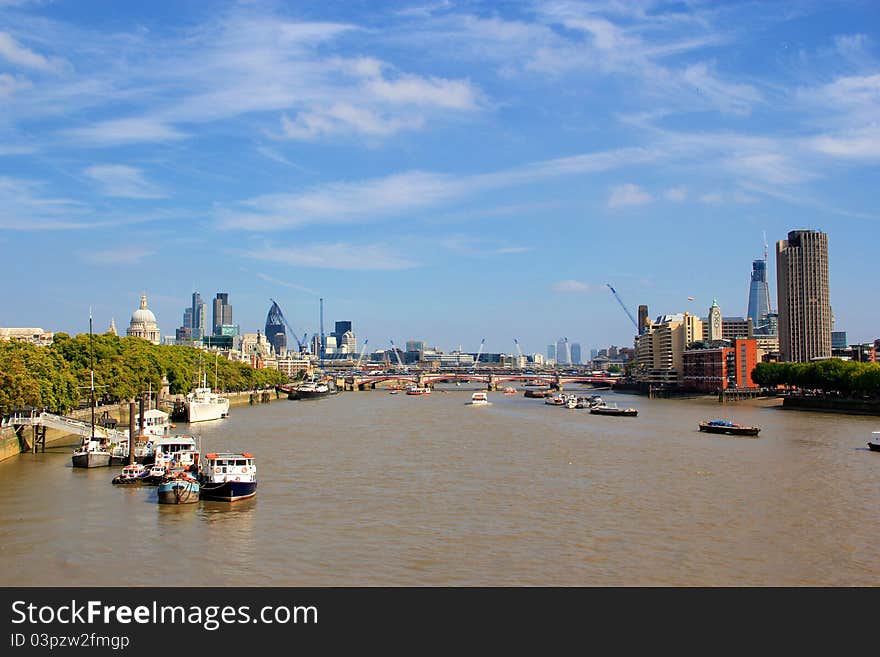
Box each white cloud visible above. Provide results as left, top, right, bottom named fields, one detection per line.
left=0, top=31, right=65, bottom=73
left=244, top=243, right=418, bottom=270
left=0, top=72, right=31, bottom=97
left=365, top=74, right=480, bottom=109
left=607, top=183, right=652, bottom=208
left=65, top=118, right=187, bottom=146
left=680, top=62, right=762, bottom=116
left=84, top=165, right=165, bottom=199
left=664, top=186, right=687, bottom=202
left=699, top=192, right=724, bottom=204
left=281, top=104, right=425, bottom=140
left=807, top=126, right=880, bottom=160
left=552, top=280, right=592, bottom=293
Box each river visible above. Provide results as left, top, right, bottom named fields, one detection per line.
left=1, top=387, right=878, bottom=586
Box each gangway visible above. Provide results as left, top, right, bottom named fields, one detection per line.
left=5, top=410, right=128, bottom=442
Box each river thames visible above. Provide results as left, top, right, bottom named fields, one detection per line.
left=1, top=387, right=878, bottom=586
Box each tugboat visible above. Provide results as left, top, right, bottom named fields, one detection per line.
left=198, top=452, right=257, bottom=502
left=699, top=420, right=760, bottom=436
left=157, top=471, right=200, bottom=504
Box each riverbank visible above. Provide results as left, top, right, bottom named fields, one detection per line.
left=0, top=388, right=285, bottom=462
left=782, top=394, right=880, bottom=416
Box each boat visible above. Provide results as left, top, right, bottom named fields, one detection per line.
left=72, top=439, right=111, bottom=468
left=468, top=392, right=490, bottom=405
left=524, top=389, right=551, bottom=398
left=157, top=472, right=200, bottom=504
left=109, top=438, right=155, bottom=466
left=565, top=395, right=578, bottom=409
left=575, top=395, right=600, bottom=409
left=198, top=452, right=257, bottom=502
left=152, top=435, right=201, bottom=472
left=699, top=420, right=760, bottom=436
left=185, top=381, right=230, bottom=422
left=406, top=386, right=432, bottom=395
left=72, top=314, right=112, bottom=468
left=288, top=377, right=339, bottom=400
left=111, top=463, right=150, bottom=485
left=144, top=462, right=169, bottom=485
left=868, top=432, right=880, bottom=451
left=502, top=387, right=517, bottom=395
left=590, top=401, right=638, bottom=417
left=544, top=395, right=566, bottom=406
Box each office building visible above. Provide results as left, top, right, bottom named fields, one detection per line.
left=683, top=338, right=759, bottom=391
left=776, top=230, right=832, bottom=362
left=556, top=338, right=571, bottom=366
left=406, top=340, right=425, bottom=353
left=182, top=307, right=193, bottom=331
left=191, top=292, right=206, bottom=340
left=831, top=331, right=848, bottom=350
left=638, top=305, right=649, bottom=335
left=212, top=293, right=233, bottom=335
left=635, top=312, right=704, bottom=384
left=547, top=345, right=556, bottom=362
left=747, top=259, right=773, bottom=335
left=570, top=342, right=581, bottom=365
left=264, top=301, right=287, bottom=355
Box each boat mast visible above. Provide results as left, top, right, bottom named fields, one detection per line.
left=214, top=352, right=219, bottom=391
left=89, top=309, right=95, bottom=443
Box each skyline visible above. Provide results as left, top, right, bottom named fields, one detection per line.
left=2, top=1, right=879, bottom=353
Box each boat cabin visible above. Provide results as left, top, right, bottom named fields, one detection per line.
left=202, top=452, right=256, bottom=483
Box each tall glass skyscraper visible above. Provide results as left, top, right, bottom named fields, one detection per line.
left=747, top=259, right=772, bottom=335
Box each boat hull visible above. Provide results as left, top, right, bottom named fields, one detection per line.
left=199, top=480, right=257, bottom=502
left=72, top=452, right=111, bottom=468
left=867, top=442, right=880, bottom=452
left=590, top=408, right=638, bottom=416
left=288, top=389, right=338, bottom=400
left=157, top=480, right=200, bottom=504
left=186, top=401, right=230, bottom=423
left=699, top=424, right=760, bottom=436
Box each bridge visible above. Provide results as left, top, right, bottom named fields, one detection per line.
left=341, top=372, right=617, bottom=391
left=2, top=409, right=127, bottom=452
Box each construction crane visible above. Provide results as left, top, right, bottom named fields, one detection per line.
left=389, top=339, right=406, bottom=371
left=474, top=337, right=486, bottom=367
left=606, top=284, right=639, bottom=332
left=355, top=339, right=369, bottom=369
left=269, top=298, right=307, bottom=352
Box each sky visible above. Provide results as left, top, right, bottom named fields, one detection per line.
left=1, top=0, right=879, bottom=355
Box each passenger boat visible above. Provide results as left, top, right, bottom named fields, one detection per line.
left=699, top=420, right=760, bottom=436
left=157, top=472, right=200, bottom=504
left=565, top=395, right=578, bottom=409
left=185, top=376, right=230, bottom=422
left=144, top=462, right=169, bottom=485
left=868, top=432, right=880, bottom=451
left=576, top=395, right=601, bottom=409
left=198, top=452, right=257, bottom=502
left=288, top=377, right=339, bottom=400
left=111, top=463, right=150, bottom=485
left=502, top=387, right=517, bottom=395
left=468, top=392, right=490, bottom=405
left=152, top=435, right=201, bottom=472
left=406, top=386, right=432, bottom=395
left=590, top=402, right=638, bottom=417
left=544, top=395, right=566, bottom=406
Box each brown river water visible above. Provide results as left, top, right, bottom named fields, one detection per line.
left=1, top=387, right=878, bottom=586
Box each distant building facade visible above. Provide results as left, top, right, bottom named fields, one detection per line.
left=831, top=331, right=848, bottom=350
left=127, top=293, right=161, bottom=345
left=212, top=293, right=233, bottom=335
left=682, top=338, right=759, bottom=391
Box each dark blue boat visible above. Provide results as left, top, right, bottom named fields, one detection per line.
left=198, top=452, right=257, bottom=502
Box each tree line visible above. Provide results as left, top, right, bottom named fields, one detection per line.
left=752, top=360, right=880, bottom=396
left=0, top=333, right=289, bottom=415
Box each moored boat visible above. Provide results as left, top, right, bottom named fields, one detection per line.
left=868, top=432, right=880, bottom=451
left=524, top=389, right=550, bottom=398
left=699, top=420, right=760, bottom=436
left=152, top=435, right=201, bottom=472
left=406, top=386, right=432, bottom=395
left=590, top=402, right=638, bottom=416
left=111, top=463, right=150, bottom=485
left=544, top=395, right=565, bottom=406
left=72, top=439, right=111, bottom=468
left=502, top=387, right=517, bottom=395
left=185, top=384, right=230, bottom=422
left=157, top=472, right=200, bottom=504
left=198, top=452, right=257, bottom=502
left=288, top=377, right=339, bottom=400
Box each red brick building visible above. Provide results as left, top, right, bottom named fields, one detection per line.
left=682, top=338, right=758, bottom=391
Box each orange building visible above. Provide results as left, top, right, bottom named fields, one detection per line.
left=682, top=338, right=758, bottom=391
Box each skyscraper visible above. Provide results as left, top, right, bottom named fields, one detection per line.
left=747, top=259, right=772, bottom=335
left=570, top=342, right=581, bottom=365
left=638, top=305, right=649, bottom=335
left=776, top=229, right=832, bottom=362
left=182, top=307, right=193, bottom=331
left=212, top=293, right=233, bottom=335
left=265, top=300, right=287, bottom=355
left=191, top=292, right=206, bottom=340
left=556, top=338, right=571, bottom=366
left=547, top=345, right=556, bottom=362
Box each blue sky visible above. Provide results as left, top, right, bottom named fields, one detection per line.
left=2, top=0, right=879, bottom=355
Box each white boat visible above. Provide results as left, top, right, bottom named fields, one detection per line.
left=185, top=381, right=230, bottom=423
left=72, top=439, right=111, bottom=468
left=868, top=432, right=880, bottom=452
left=565, top=395, right=578, bottom=409
left=152, top=435, right=201, bottom=473
left=468, top=392, right=490, bottom=405
left=198, top=452, right=257, bottom=502
left=406, top=386, right=432, bottom=395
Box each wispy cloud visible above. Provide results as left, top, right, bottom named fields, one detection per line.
left=607, top=183, right=652, bottom=208
left=84, top=165, right=165, bottom=199
left=77, top=246, right=156, bottom=265
left=65, top=118, right=187, bottom=146
left=552, top=279, right=593, bottom=293
left=244, top=243, right=418, bottom=270
left=0, top=31, right=65, bottom=73
left=256, top=272, right=319, bottom=295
